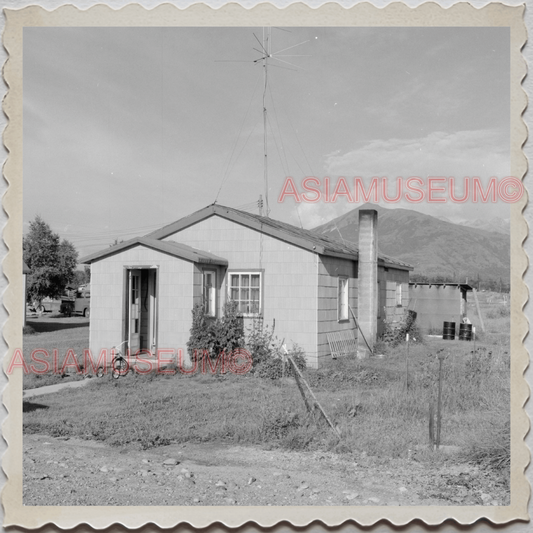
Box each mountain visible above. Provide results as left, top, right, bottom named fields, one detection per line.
left=311, top=204, right=510, bottom=281
left=459, top=217, right=510, bottom=235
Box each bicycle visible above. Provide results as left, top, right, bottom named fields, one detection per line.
left=96, top=340, right=130, bottom=379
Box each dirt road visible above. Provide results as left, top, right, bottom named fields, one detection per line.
left=23, top=434, right=508, bottom=507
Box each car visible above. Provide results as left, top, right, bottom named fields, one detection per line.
left=60, top=289, right=91, bottom=318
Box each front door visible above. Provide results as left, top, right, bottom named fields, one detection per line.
left=128, top=269, right=141, bottom=355
left=125, top=268, right=158, bottom=356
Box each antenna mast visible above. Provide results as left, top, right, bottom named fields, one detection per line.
left=262, top=27, right=271, bottom=217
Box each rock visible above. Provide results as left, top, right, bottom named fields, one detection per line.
left=215, top=490, right=226, bottom=496
left=163, top=458, right=179, bottom=466
left=227, top=481, right=239, bottom=491
left=297, top=482, right=309, bottom=492
left=248, top=477, right=256, bottom=485
left=215, top=481, right=227, bottom=488
left=345, top=492, right=359, bottom=501
left=312, top=488, right=320, bottom=494
left=368, top=497, right=380, bottom=504
left=399, top=487, right=408, bottom=493
left=99, top=466, right=109, bottom=473
left=56, top=437, right=70, bottom=441
left=185, top=472, right=193, bottom=479
left=193, top=497, right=201, bottom=503
left=480, top=493, right=491, bottom=504
left=273, top=472, right=283, bottom=477
left=142, top=459, right=150, bottom=464
left=109, top=477, right=118, bottom=482
left=177, top=475, right=184, bottom=481
left=224, top=498, right=236, bottom=505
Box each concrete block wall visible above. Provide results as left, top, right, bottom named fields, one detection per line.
left=381, top=268, right=410, bottom=333
left=89, top=245, right=194, bottom=367
left=163, top=216, right=320, bottom=367
left=317, top=255, right=358, bottom=365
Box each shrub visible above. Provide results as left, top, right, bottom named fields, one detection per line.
left=245, top=319, right=278, bottom=369
left=254, top=344, right=307, bottom=380
left=380, top=310, right=422, bottom=347
left=23, top=325, right=37, bottom=335
left=187, top=301, right=244, bottom=363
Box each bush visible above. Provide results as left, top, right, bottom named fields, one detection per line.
left=245, top=319, right=279, bottom=370
left=254, top=344, right=307, bottom=380
left=23, top=325, right=37, bottom=335
left=187, top=301, right=244, bottom=363
left=380, top=310, right=422, bottom=347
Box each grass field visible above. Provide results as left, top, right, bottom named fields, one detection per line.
left=22, top=291, right=510, bottom=488
left=23, top=314, right=510, bottom=480
left=22, top=315, right=89, bottom=389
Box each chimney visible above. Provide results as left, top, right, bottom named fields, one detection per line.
left=357, top=209, right=378, bottom=358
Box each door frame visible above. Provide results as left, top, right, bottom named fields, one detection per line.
left=122, top=265, right=159, bottom=355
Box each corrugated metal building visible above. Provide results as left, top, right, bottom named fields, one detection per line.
left=81, top=204, right=412, bottom=368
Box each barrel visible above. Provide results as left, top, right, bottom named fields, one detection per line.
left=459, top=323, right=473, bottom=341
left=442, top=321, right=456, bottom=340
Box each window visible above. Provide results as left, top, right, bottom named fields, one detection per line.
left=396, top=282, right=402, bottom=306
left=229, top=272, right=261, bottom=315
left=338, top=277, right=349, bottom=321
left=203, top=270, right=217, bottom=317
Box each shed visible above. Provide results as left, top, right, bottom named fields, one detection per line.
left=408, top=282, right=473, bottom=333
left=81, top=204, right=412, bottom=368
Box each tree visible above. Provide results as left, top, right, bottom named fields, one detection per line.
left=23, top=216, right=79, bottom=304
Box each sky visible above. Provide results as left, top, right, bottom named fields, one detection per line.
left=23, top=26, right=511, bottom=258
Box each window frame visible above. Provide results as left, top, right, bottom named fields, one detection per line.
left=202, top=269, right=217, bottom=318
left=338, top=276, right=349, bottom=322
left=227, top=270, right=263, bottom=316
left=396, top=282, right=402, bottom=307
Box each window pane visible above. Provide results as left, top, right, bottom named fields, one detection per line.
left=229, top=272, right=262, bottom=315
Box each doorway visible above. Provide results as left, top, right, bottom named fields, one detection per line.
left=125, top=268, right=158, bottom=355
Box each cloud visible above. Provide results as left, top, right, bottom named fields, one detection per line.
left=288, top=129, right=512, bottom=227
left=323, top=129, right=509, bottom=178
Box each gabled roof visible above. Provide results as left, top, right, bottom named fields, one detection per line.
left=80, top=236, right=228, bottom=266
left=146, top=204, right=412, bottom=270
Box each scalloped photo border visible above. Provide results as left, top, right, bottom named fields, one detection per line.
left=1, top=2, right=529, bottom=529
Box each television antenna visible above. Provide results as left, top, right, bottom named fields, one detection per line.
left=216, top=28, right=310, bottom=217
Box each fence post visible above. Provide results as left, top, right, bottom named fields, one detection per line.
left=405, top=333, right=410, bottom=389
left=436, top=352, right=445, bottom=449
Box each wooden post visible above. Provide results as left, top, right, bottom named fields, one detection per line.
left=472, top=288, right=485, bottom=332
left=405, top=333, right=410, bottom=389
left=284, top=346, right=341, bottom=439
left=436, top=352, right=445, bottom=449
left=429, top=402, right=435, bottom=448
